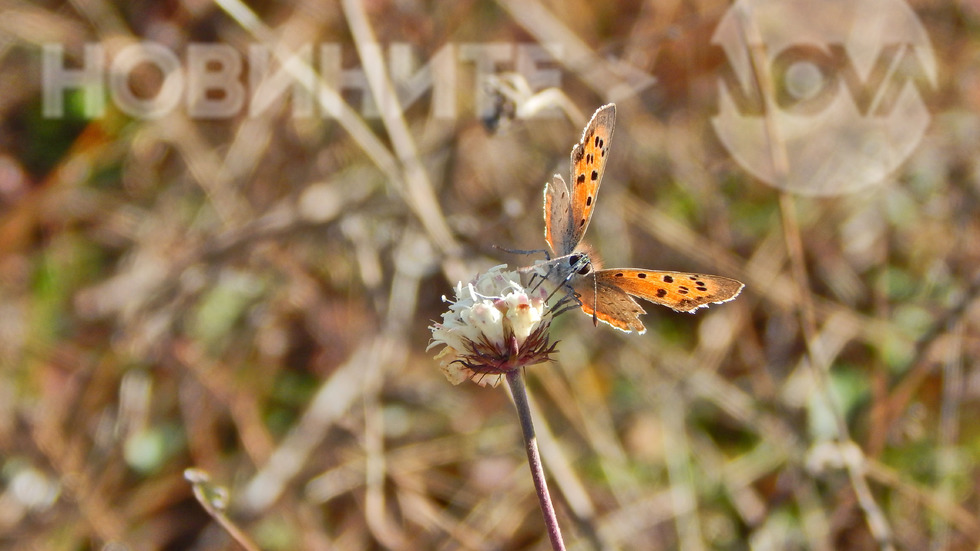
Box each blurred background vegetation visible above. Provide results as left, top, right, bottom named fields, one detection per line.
left=1, top=0, right=979, bottom=549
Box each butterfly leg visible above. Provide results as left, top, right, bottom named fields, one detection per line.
left=547, top=286, right=583, bottom=318
left=522, top=264, right=559, bottom=294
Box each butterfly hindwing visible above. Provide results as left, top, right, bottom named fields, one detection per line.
left=574, top=274, right=648, bottom=333
left=543, top=174, right=575, bottom=256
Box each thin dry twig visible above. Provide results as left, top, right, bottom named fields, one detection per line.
left=185, top=468, right=262, bottom=551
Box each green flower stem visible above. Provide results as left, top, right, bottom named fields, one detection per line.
left=507, top=370, right=566, bottom=551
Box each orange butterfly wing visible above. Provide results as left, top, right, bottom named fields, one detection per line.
left=568, top=104, right=615, bottom=249
left=543, top=174, right=574, bottom=256
left=576, top=269, right=745, bottom=333
left=575, top=277, right=647, bottom=333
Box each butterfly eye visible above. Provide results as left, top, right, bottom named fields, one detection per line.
left=566, top=255, right=591, bottom=275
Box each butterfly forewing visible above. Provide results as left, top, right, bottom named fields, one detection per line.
left=597, top=270, right=744, bottom=313
left=567, top=104, right=615, bottom=253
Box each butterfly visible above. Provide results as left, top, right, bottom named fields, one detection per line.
left=536, top=103, right=744, bottom=334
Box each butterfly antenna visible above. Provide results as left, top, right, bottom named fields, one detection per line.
left=492, top=244, right=552, bottom=260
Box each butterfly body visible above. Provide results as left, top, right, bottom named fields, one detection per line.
left=536, top=104, right=744, bottom=333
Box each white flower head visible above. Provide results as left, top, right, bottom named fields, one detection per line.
left=429, top=265, right=555, bottom=387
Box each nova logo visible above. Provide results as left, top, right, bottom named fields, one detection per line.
left=712, top=0, right=937, bottom=196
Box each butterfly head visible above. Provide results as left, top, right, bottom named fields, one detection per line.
left=524, top=252, right=589, bottom=287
